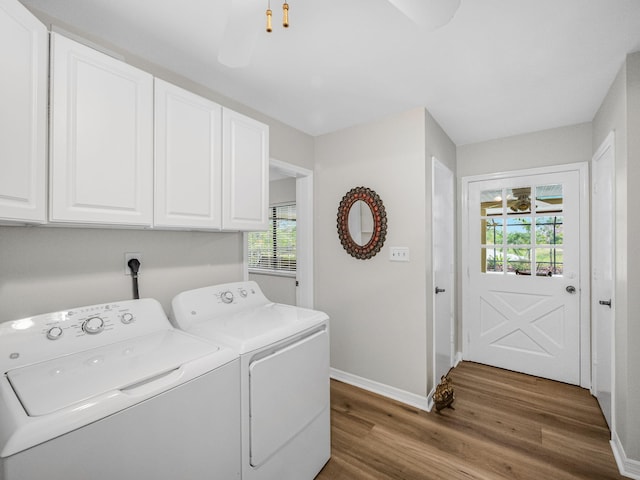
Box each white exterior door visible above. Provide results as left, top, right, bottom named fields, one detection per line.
left=463, top=165, right=588, bottom=386
left=432, top=157, right=455, bottom=384
left=592, top=133, right=615, bottom=428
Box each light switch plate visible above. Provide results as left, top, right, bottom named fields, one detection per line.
left=389, top=247, right=410, bottom=262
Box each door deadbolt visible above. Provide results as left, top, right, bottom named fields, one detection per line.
left=565, top=285, right=577, bottom=294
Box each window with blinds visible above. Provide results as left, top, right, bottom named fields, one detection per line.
left=248, top=204, right=296, bottom=274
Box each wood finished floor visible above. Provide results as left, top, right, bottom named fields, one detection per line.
left=316, top=361, right=624, bottom=480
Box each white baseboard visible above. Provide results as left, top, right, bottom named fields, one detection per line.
left=454, top=351, right=463, bottom=367
left=330, top=368, right=431, bottom=412
left=612, top=431, right=640, bottom=479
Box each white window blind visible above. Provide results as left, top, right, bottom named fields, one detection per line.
left=248, top=204, right=296, bottom=273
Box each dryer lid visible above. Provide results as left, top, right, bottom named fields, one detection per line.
left=6, top=330, right=223, bottom=417
left=187, top=303, right=329, bottom=353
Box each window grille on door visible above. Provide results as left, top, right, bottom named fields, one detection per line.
left=480, top=184, right=564, bottom=276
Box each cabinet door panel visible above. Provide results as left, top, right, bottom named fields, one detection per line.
left=154, top=79, right=222, bottom=229
left=222, top=109, right=269, bottom=231
left=0, top=0, right=47, bottom=223
left=50, top=33, right=153, bottom=226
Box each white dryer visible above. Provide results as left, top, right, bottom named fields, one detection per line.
left=171, top=281, right=330, bottom=480
left=0, top=298, right=241, bottom=480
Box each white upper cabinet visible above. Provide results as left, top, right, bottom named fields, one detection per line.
left=49, top=33, right=154, bottom=226
left=0, top=0, right=47, bottom=224
left=222, top=108, right=269, bottom=231
left=154, top=79, right=222, bottom=230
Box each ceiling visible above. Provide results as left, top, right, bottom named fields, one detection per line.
left=20, top=0, right=640, bottom=145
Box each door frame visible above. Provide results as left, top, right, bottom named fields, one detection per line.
left=243, top=158, right=315, bottom=308
left=461, top=162, right=591, bottom=388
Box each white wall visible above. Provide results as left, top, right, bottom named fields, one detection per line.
left=593, top=51, right=640, bottom=466
left=0, top=11, right=314, bottom=322
left=315, top=108, right=430, bottom=397
left=457, top=122, right=593, bottom=177
left=0, top=227, right=243, bottom=322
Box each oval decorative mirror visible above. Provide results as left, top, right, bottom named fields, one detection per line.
left=337, top=186, right=387, bottom=259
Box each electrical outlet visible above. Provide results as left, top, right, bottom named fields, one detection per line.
left=389, top=247, right=410, bottom=262
left=124, top=252, right=142, bottom=275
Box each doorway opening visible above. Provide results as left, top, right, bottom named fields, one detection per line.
left=244, top=159, right=314, bottom=308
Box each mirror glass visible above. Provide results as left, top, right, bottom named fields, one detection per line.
left=348, top=200, right=374, bottom=246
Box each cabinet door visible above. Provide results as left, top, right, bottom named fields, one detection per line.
left=154, top=79, right=222, bottom=230
left=221, top=108, right=269, bottom=231
left=49, top=33, right=153, bottom=226
left=0, top=0, right=47, bottom=224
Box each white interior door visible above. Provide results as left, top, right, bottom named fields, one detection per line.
left=463, top=167, right=587, bottom=385
left=592, top=132, right=615, bottom=429
left=432, top=157, right=455, bottom=383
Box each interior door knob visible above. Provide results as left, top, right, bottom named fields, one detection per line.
left=435, top=287, right=445, bottom=294
left=599, top=299, right=612, bottom=308
left=566, top=285, right=576, bottom=294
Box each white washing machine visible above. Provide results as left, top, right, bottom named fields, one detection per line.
left=0, top=298, right=241, bottom=480
left=171, top=281, right=330, bottom=480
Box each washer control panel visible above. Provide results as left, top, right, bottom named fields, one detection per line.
left=1, top=298, right=171, bottom=371
left=42, top=302, right=143, bottom=341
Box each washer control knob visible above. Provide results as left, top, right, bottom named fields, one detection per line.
left=46, top=326, right=64, bottom=340
left=83, top=316, right=104, bottom=335
left=121, top=312, right=135, bottom=324
left=239, top=289, right=248, bottom=298
left=221, top=291, right=234, bottom=304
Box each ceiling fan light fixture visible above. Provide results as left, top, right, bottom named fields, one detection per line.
left=282, top=2, right=289, bottom=28
left=266, top=7, right=273, bottom=32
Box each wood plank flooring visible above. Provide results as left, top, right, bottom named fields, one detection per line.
left=316, top=361, right=624, bottom=480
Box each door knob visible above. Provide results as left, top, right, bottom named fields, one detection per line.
left=599, top=299, right=612, bottom=308
left=435, top=287, right=445, bottom=294
left=565, top=285, right=577, bottom=294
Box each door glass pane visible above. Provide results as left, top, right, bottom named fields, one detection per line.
left=507, top=248, right=531, bottom=273
left=536, top=247, right=563, bottom=275
left=535, top=184, right=563, bottom=213
left=480, top=189, right=503, bottom=216
left=483, top=219, right=503, bottom=245
left=536, top=216, right=563, bottom=245
left=506, top=217, right=532, bottom=245
left=483, top=247, right=503, bottom=272
left=506, top=187, right=531, bottom=214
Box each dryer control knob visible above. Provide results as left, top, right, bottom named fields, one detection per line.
left=83, top=316, right=104, bottom=335
left=121, top=312, right=135, bottom=324
left=239, top=289, right=248, bottom=298
left=46, top=326, right=64, bottom=340
left=221, top=291, right=234, bottom=304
